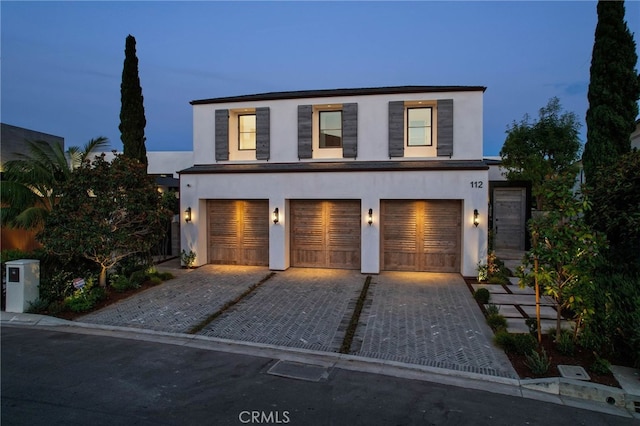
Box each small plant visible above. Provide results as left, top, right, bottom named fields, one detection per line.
left=485, top=303, right=500, bottom=316
left=525, top=348, right=550, bottom=375
left=26, top=298, right=50, bottom=314
left=129, top=269, right=150, bottom=286
left=477, top=263, right=489, bottom=282
left=474, top=288, right=491, bottom=304
left=555, top=330, right=575, bottom=356
left=486, top=313, right=507, bottom=332
left=181, top=249, right=196, bottom=268
left=525, top=318, right=538, bottom=336
left=590, top=354, right=611, bottom=375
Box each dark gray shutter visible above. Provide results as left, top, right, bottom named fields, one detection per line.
left=256, top=107, right=270, bottom=160
left=342, top=103, right=358, bottom=158
left=215, top=109, right=229, bottom=161
left=388, top=101, right=405, bottom=157
left=437, top=99, right=454, bottom=157
left=298, top=105, right=312, bottom=159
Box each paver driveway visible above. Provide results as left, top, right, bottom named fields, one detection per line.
left=78, top=265, right=517, bottom=378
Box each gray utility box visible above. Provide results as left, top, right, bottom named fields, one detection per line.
left=5, top=259, right=40, bottom=313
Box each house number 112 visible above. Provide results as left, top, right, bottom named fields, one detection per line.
left=470, top=181, right=483, bottom=189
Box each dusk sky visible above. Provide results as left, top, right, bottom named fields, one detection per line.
left=2, top=1, right=639, bottom=156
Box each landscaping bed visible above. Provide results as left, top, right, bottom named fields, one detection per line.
left=464, top=276, right=625, bottom=388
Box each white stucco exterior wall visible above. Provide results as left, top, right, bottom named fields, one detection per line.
left=180, top=168, right=488, bottom=277
left=184, top=87, right=488, bottom=277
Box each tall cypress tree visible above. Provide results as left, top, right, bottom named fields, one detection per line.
left=119, top=34, right=148, bottom=169
left=582, top=0, right=639, bottom=183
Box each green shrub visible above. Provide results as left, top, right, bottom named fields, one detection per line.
left=555, top=330, right=575, bottom=356
left=494, top=330, right=516, bottom=353
left=494, top=331, right=538, bottom=355
left=590, top=354, right=611, bottom=375
left=525, top=348, right=550, bottom=375
left=26, top=298, right=50, bottom=314
left=149, top=276, right=162, bottom=286
left=486, top=313, right=507, bottom=331
left=487, top=274, right=510, bottom=285
left=474, top=288, right=491, bottom=304
left=156, top=271, right=174, bottom=281
left=110, top=274, right=139, bottom=293
left=64, top=278, right=104, bottom=312
left=129, top=270, right=150, bottom=286
left=514, top=333, right=537, bottom=355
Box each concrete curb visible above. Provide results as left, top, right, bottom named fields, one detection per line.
left=2, top=312, right=637, bottom=419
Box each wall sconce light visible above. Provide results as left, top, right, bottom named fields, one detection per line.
left=272, top=207, right=279, bottom=224
left=185, top=207, right=192, bottom=223
left=473, top=209, right=479, bottom=227
left=368, top=208, right=373, bottom=226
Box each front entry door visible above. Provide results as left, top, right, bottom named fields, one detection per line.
left=493, top=188, right=526, bottom=251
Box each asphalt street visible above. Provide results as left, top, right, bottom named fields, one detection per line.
left=1, top=326, right=631, bottom=426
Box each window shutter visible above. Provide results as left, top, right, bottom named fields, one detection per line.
left=215, top=109, right=229, bottom=161
left=298, top=105, right=313, bottom=159
left=256, top=107, right=270, bottom=160
left=388, top=101, right=404, bottom=157
left=437, top=99, right=454, bottom=157
left=342, top=103, right=358, bottom=158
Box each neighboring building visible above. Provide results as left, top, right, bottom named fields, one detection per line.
left=1, top=123, right=65, bottom=252
left=1, top=123, right=64, bottom=165
left=180, top=86, right=489, bottom=277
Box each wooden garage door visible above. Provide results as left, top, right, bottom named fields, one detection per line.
left=208, top=200, right=269, bottom=266
left=381, top=200, right=461, bottom=272
left=291, top=200, right=361, bottom=269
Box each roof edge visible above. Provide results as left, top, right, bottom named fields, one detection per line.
left=190, top=85, right=487, bottom=105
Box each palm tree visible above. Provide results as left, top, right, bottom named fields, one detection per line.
left=0, top=137, right=109, bottom=230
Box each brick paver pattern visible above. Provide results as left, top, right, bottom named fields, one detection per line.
left=79, top=265, right=270, bottom=334
left=197, top=268, right=364, bottom=353
left=351, top=272, right=518, bottom=378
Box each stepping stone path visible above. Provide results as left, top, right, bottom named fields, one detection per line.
left=471, top=254, right=574, bottom=334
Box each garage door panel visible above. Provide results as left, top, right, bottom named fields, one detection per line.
left=291, top=200, right=361, bottom=270
left=382, top=200, right=461, bottom=272
left=208, top=200, right=269, bottom=266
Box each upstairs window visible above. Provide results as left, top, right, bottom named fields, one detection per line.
left=407, top=107, right=432, bottom=147
left=319, top=110, right=342, bottom=148
left=238, top=114, right=256, bottom=150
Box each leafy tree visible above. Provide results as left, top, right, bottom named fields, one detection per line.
left=582, top=0, right=639, bottom=183
left=518, top=173, right=604, bottom=342
left=586, top=151, right=640, bottom=266
left=38, top=154, right=170, bottom=287
left=119, top=34, right=147, bottom=169
left=1, top=137, right=108, bottom=230
left=500, top=97, right=581, bottom=210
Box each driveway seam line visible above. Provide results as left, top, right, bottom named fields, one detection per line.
left=340, top=275, right=372, bottom=354
left=186, top=271, right=276, bottom=334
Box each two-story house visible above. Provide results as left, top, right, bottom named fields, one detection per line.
left=180, top=86, right=488, bottom=277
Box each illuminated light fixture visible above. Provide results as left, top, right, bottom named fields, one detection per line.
left=473, top=209, right=479, bottom=227
left=273, top=207, right=279, bottom=224
left=368, top=208, right=373, bottom=226
left=185, top=207, right=192, bottom=223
